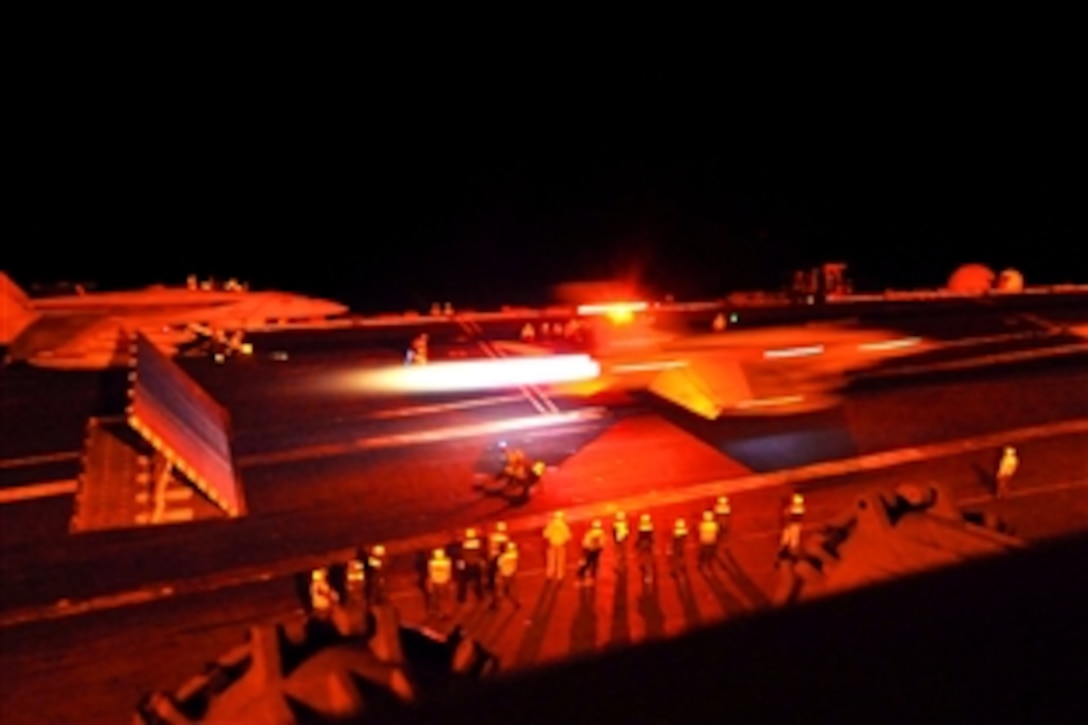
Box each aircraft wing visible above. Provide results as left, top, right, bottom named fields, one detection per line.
left=8, top=314, right=185, bottom=369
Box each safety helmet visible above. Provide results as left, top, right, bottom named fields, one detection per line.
left=717, top=495, right=729, bottom=505
left=465, top=528, right=477, bottom=539
left=1004, top=446, right=1015, bottom=455
left=495, top=521, right=507, bottom=532
left=311, top=568, right=327, bottom=582
left=432, top=548, right=446, bottom=559
left=554, top=511, right=564, bottom=519
left=674, top=518, right=688, bottom=534
left=703, top=510, right=714, bottom=521
left=507, top=542, right=518, bottom=551
left=615, top=511, right=626, bottom=521
left=592, top=519, right=602, bottom=529
left=791, top=493, right=804, bottom=506
left=372, top=544, right=386, bottom=557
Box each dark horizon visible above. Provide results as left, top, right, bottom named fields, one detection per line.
left=17, top=67, right=1085, bottom=311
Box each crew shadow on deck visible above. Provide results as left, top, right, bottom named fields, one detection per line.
left=476, top=604, right=522, bottom=653
left=512, top=580, right=561, bottom=667
left=718, top=550, right=771, bottom=609
left=636, top=578, right=665, bottom=640
left=672, top=566, right=702, bottom=628
left=569, top=583, right=598, bottom=654
left=699, top=565, right=747, bottom=617
left=608, top=566, right=631, bottom=648
left=456, top=599, right=495, bottom=635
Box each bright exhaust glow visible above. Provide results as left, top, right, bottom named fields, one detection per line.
left=612, top=360, right=687, bottom=373
left=735, top=395, right=805, bottom=409
left=763, top=345, right=824, bottom=360
left=859, top=337, right=921, bottom=352
left=577, top=301, right=648, bottom=316
left=355, top=354, right=601, bottom=393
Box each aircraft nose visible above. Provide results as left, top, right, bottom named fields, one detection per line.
left=321, top=299, right=350, bottom=317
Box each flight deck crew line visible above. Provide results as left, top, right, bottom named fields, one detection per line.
left=300, top=496, right=760, bottom=615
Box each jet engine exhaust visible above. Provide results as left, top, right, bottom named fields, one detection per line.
left=353, top=354, right=602, bottom=393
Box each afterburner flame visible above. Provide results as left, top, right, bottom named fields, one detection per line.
left=577, top=301, right=647, bottom=324
left=356, top=354, right=601, bottom=393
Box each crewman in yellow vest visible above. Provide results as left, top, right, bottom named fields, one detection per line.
left=670, top=518, right=689, bottom=575
left=577, top=519, right=606, bottom=585
left=612, top=511, right=630, bottom=570
left=636, top=513, right=655, bottom=585
left=310, top=568, right=337, bottom=617
left=502, top=447, right=528, bottom=483
left=345, top=557, right=366, bottom=606
left=427, top=548, right=453, bottom=617
left=486, top=521, right=510, bottom=593
left=366, top=544, right=387, bottom=604
left=410, top=333, right=428, bottom=365
left=995, top=445, right=1019, bottom=499
left=697, top=510, right=720, bottom=569
left=543, top=511, right=572, bottom=581
left=521, top=323, right=536, bottom=343
left=779, top=493, right=805, bottom=559
left=457, top=528, right=485, bottom=603
left=493, top=542, right=520, bottom=609
left=714, top=495, right=732, bottom=552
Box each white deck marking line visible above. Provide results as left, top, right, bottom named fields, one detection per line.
left=237, top=409, right=607, bottom=467
left=367, top=393, right=527, bottom=419
left=856, top=342, right=1088, bottom=379
left=457, top=317, right=559, bottom=415
left=0, top=451, right=80, bottom=470
left=0, top=479, right=78, bottom=503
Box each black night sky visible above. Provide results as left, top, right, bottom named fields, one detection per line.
left=14, top=41, right=1086, bottom=312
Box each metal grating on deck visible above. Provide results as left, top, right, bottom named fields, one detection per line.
left=70, top=418, right=148, bottom=533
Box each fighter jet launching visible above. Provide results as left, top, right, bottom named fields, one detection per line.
left=0, top=272, right=349, bottom=369
left=544, top=305, right=938, bottom=418
left=349, top=300, right=949, bottom=420
left=546, top=300, right=1087, bottom=419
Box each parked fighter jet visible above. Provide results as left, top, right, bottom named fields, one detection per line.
left=0, top=272, right=349, bottom=369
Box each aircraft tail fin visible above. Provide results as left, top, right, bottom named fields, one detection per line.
left=0, top=272, right=39, bottom=345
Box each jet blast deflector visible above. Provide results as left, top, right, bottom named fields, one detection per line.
left=71, top=332, right=244, bottom=532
